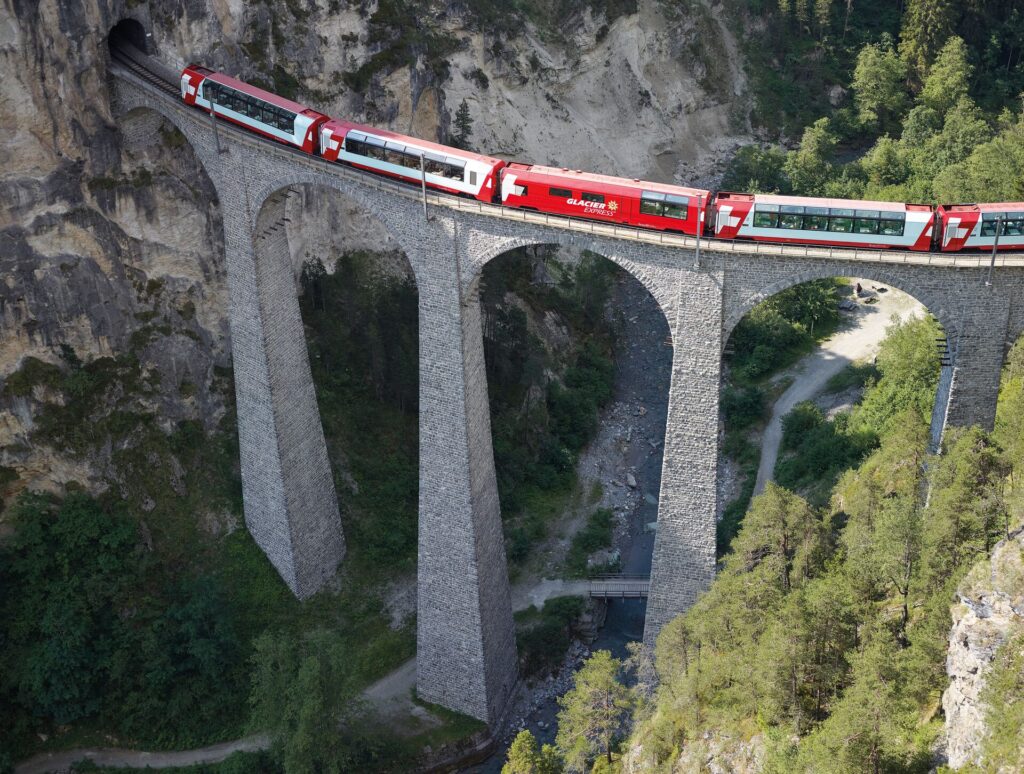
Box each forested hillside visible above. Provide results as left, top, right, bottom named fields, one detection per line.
left=620, top=2, right=1024, bottom=771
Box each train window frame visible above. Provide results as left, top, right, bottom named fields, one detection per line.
left=753, top=210, right=778, bottom=228
left=662, top=194, right=689, bottom=220
left=879, top=219, right=905, bottom=236
left=550, top=187, right=573, bottom=199
left=803, top=207, right=829, bottom=231
left=582, top=192, right=605, bottom=204
left=639, top=191, right=665, bottom=217
left=828, top=216, right=854, bottom=233
left=854, top=218, right=880, bottom=234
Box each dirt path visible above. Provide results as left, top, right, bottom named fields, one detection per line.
left=753, top=281, right=923, bottom=496
left=15, top=735, right=270, bottom=774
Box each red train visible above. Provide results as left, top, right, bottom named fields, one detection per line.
left=180, top=64, right=1024, bottom=254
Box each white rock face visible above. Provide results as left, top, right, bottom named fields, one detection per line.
left=942, top=529, right=1024, bottom=769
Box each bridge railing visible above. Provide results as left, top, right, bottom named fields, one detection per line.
left=109, top=56, right=1024, bottom=271
left=588, top=574, right=651, bottom=599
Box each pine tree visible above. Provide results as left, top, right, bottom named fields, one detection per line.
left=502, top=730, right=561, bottom=774
left=919, top=36, right=971, bottom=116
left=899, top=0, right=956, bottom=82
left=556, top=650, right=632, bottom=772
left=453, top=99, right=474, bottom=150
left=852, top=39, right=909, bottom=131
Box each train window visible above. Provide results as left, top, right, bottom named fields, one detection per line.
left=879, top=219, right=905, bottom=236
left=424, top=153, right=447, bottom=175
left=778, top=205, right=803, bottom=229
left=662, top=195, right=689, bottom=220
left=1006, top=220, right=1024, bottom=236
left=981, top=219, right=1001, bottom=237
left=803, top=208, right=828, bottom=230
left=640, top=191, right=664, bottom=216
left=828, top=216, right=854, bottom=232
left=753, top=209, right=778, bottom=228
left=469, top=170, right=478, bottom=185
left=582, top=192, right=605, bottom=203
left=551, top=187, right=573, bottom=198
left=854, top=218, right=880, bottom=234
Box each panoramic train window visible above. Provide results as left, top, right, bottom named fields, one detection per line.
left=582, top=192, right=605, bottom=204
left=203, top=82, right=295, bottom=132
left=550, top=187, right=572, bottom=198
left=981, top=213, right=1024, bottom=237
left=640, top=191, right=688, bottom=219
left=343, top=134, right=467, bottom=180
left=751, top=204, right=905, bottom=235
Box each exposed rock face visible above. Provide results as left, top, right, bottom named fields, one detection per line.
left=0, top=0, right=751, bottom=506
left=943, top=529, right=1024, bottom=769
left=621, top=729, right=765, bottom=774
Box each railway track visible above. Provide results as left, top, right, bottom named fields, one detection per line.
left=107, top=47, right=1024, bottom=269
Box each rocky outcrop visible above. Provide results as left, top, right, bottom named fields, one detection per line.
left=942, top=529, right=1024, bottom=769
left=0, top=0, right=751, bottom=507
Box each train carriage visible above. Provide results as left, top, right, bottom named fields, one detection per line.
left=499, top=163, right=710, bottom=236
left=180, top=65, right=328, bottom=153
left=936, top=203, right=1024, bottom=252
left=319, top=119, right=505, bottom=203
left=714, top=193, right=935, bottom=251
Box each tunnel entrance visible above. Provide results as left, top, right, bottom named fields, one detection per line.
left=109, top=18, right=148, bottom=56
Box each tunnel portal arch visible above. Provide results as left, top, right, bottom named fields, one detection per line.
left=108, top=18, right=149, bottom=55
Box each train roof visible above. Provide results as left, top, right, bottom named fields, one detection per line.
left=199, top=69, right=320, bottom=116
left=323, top=119, right=504, bottom=166
left=939, top=202, right=1024, bottom=213
left=508, top=163, right=711, bottom=198
left=720, top=192, right=931, bottom=213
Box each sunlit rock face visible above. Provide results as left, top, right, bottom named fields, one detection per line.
left=0, top=0, right=750, bottom=500
left=943, top=530, right=1024, bottom=769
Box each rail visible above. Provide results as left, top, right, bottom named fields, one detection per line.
left=108, top=48, right=1024, bottom=270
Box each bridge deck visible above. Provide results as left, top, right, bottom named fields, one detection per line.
left=109, top=50, right=1024, bottom=270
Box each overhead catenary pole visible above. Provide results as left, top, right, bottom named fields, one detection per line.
left=986, top=215, right=1003, bottom=287
left=694, top=193, right=703, bottom=269
left=209, top=86, right=222, bottom=154
left=419, top=153, right=429, bottom=220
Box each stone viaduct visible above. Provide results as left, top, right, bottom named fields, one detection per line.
left=107, top=44, right=1024, bottom=726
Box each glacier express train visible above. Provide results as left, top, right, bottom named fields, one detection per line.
left=180, top=64, right=1024, bottom=254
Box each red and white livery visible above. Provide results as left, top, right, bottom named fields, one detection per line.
left=936, top=203, right=1024, bottom=252
left=714, top=193, right=935, bottom=251
left=180, top=65, right=328, bottom=153
left=499, top=163, right=710, bottom=236
left=320, top=119, right=505, bottom=203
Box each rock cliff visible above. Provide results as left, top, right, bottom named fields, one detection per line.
left=0, top=0, right=750, bottom=508
left=942, top=528, right=1024, bottom=770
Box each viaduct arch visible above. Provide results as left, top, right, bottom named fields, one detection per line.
left=106, top=43, right=1024, bottom=726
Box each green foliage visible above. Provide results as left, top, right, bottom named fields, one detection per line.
left=516, top=596, right=586, bottom=677
left=556, top=650, right=632, bottom=772
left=775, top=403, right=875, bottom=504
left=300, top=252, right=419, bottom=572
left=728, top=279, right=841, bottom=382
left=2, top=356, right=63, bottom=397
left=973, top=631, right=1024, bottom=771
left=482, top=250, right=619, bottom=565
left=919, top=36, right=971, bottom=116
left=898, top=0, right=956, bottom=82
left=852, top=38, right=908, bottom=131
left=0, top=494, right=242, bottom=748
left=565, top=508, right=615, bottom=577
left=248, top=629, right=406, bottom=774
left=502, top=729, right=562, bottom=774
left=452, top=98, right=474, bottom=149
left=630, top=328, right=1024, bottom=769
left=784, top=118, right=839, bottom=196
left=720, top=145, right=790, bottom=193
